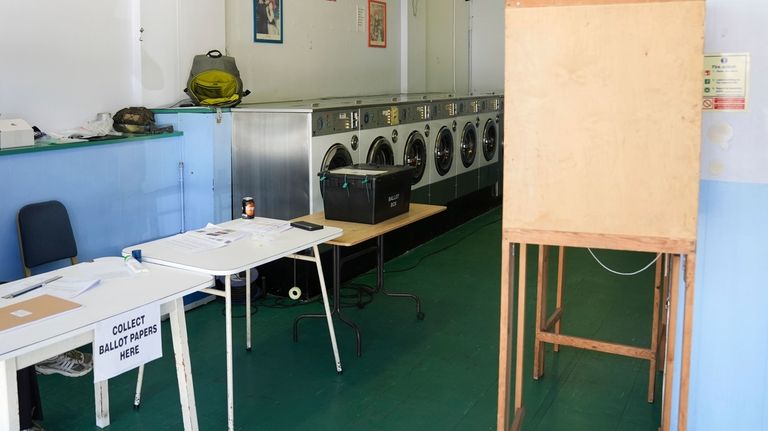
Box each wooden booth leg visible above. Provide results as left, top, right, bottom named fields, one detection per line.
left=657, top=254, right=671, bottom=372
left=553, top=246, right=565, bottom=352
left=677, top=253, right=696, bottom=431
left=661, top=255, right=681, bottom=431
left=497, top=241, right=516, bottom=431
left=533, top=246, right=549, bottom=380
left=647, top=255, right=663, bottom=403
left=513, top=243, right=528, bottom=423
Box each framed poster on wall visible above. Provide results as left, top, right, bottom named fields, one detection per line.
left=368, top=0, right=386, bottom=48
left=254, top=0, right=283, bottom=43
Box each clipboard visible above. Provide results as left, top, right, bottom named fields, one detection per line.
left=0, top=294, right=81, bottom=333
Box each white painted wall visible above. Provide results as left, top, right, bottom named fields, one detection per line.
left=0, top=0, right=497, bottom=131
left=140, top=0, right=226, bottom=107
left=226, top=0, right=402, bottom=102
left=402, top=0, right=427, bottom=93
left=0, top=0, right=140, bottom=132
left=0, top=0, right=223, bottom=132
left=470, top=0, right=504, bottom=94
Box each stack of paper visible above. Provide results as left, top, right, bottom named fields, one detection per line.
left=229, top=217, right=292, bottom=242
left=45, top=278, right=101, bottom=299
left=162, top=224, right=248, bottom=253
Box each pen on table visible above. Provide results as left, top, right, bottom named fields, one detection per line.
left=2, top=275, right=63, bottom=299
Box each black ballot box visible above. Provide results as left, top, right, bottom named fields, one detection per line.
left=320, top=164, right=414, bottom=224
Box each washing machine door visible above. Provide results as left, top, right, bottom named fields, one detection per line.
left=367, top=136, right=395, bottom=165
left=482, top=119, right=497, bottom=162
left=403, top=131, right=427, bottom=185
left=434, top=126, right=454, bottom=176
left=460, top=122, right=477, bottom=168
left=322, top=143, right=354, bottom=172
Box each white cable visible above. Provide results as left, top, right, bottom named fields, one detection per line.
left=587, top=248, right=661, bottom=276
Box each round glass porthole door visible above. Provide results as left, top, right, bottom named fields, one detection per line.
left=322, top=143, right=353, bottom=171
left=482, top=119, right=497, bottom=162
left=404, top=131, right=427, bottom=185
left=434, top=127, right=454, bottom=176
left=460, top=122, right=477, bottom=168
left=367, top=136, right=395, bottom=165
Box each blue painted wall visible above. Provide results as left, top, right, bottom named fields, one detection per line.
left=0, top=112, right=232, bottom=282
left=672, top=1, right=768, bottom=429
left=0, top=138, right=184, bottom=281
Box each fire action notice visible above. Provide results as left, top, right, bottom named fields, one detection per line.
left=703, top=53, right=750, bottom=112
left=93, top=304, right=162, bottom=382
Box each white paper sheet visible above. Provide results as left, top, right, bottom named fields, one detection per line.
left=45, top=278, right=101, bottom=299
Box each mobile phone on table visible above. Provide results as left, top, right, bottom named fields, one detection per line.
left=290, top=221, right=323, bottom=231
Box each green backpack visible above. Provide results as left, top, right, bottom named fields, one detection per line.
left=185, top=50, right=250, bottom=108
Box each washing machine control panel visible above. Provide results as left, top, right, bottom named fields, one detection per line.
left=361, top=106, right=400, bottom=129
left=433, top=102, right=457, bottom=120
left=312, top=109, right=359, bottom=136
left=470, top=99, right=481, bottom=114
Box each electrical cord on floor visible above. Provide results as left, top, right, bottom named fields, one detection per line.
left=340, top=283, right=375, bottom=309
left=256, top=293, right=321, bottom=308
left=216, top=215, right=501, bottom=312
left=382, top=217, right=501, bottom=274
left=334, top=216, right=501, bottom=309
left=216, top=298, right=258, bottom=318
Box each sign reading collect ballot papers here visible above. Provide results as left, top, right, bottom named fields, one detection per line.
left=93, top=303, right=161, bottom=382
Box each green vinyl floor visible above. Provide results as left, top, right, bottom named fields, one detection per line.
left=36, top=207, right=662, bottom=430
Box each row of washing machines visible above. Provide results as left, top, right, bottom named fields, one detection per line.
left=231, top=93, right=503, bottom=220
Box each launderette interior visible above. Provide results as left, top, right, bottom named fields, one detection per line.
left=1, top=1, right=767, bottom=430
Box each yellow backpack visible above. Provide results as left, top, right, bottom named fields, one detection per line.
left=185, top=50, right=250, bottom=107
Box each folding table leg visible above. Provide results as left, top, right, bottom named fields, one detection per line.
left=133, top=365, right=144, bottom=408
left=0, top=359, right=20, bottom=431
left=246, top=268, right=252, bottom=352
left=169, top=297, right=199, bottom=431
left=313, top=245, right=343, bottom=373
left=94, top=380, right=109, bottom=428
left=225, top=275, right=235, bottom=431
left=377, top=236, right=424, bottom=320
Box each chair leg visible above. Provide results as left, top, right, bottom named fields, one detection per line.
left=133, top=365, right=144, bottom=409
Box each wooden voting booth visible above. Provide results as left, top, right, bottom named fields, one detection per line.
left=497, top=1, right=704, bottom=430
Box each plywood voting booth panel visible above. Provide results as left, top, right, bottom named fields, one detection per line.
left=502, top=0, right=703, bottom=249
left=497, top=1, right=704, bottom=430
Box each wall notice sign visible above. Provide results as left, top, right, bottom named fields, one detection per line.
left=93, top=304, right=161, bottom=382
left=703, top=53, right=750, bottom=112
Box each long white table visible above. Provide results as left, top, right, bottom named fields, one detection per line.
left=124, top=219, right=343, bottom=431
left=0, top=261, right=213, bottom=430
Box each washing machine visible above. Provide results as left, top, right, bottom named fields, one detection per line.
left=454, top=97, right=481, bottom=198
left=477, top=95, right=501, bottom=193
left=232, top=101, right=360, bottom=220
left=427, top=98, right=459, bottom=205
left=312, top=108, right=361, bottom=212
left=398, top=101, right=431, bottom=203
left=358, top=103, right=403, bottom=168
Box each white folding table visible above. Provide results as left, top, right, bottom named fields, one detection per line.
left=124, top=220, right=343, bottom=431
left=0, top=261, right=213, bottom=431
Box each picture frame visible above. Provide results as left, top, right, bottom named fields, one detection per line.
left=253, top=0, right=283, bottom=44
left=368, top=0, right=386, bottom=48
